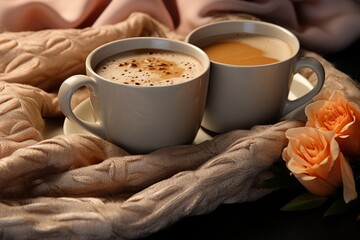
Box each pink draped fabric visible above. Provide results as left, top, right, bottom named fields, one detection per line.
left=0, top=0, right=359, bottom=53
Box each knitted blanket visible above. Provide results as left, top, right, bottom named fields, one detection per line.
left=0, top=13, right=359, bottom=240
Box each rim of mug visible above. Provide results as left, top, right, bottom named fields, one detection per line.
left=185, top=19, right=300, bottom=68
left=85, top=37, right=210, bottom=88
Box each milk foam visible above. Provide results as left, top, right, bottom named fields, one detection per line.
left=95, top=49, right=203, bottom=86
left=237, top=34, right=292, bottom=61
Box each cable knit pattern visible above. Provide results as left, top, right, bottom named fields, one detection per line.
left=0, top=13, right=170, bottom=92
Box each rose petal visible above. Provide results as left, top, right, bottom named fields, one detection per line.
left=295, top=172, right=338, bottom=197
left=339, top=153, right=358, bottom=203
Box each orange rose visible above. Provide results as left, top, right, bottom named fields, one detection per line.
left=282, top=127, right=357, bottom=203
left=305, top=90, right=360, bottom=158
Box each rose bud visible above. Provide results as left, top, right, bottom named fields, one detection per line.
left=305, top=90, right=360, bottom=158
left=282, top=127, right=357, bottom=203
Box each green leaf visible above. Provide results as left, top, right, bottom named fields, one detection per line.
left=281, top=192, right=328, bottom=211
left=323, top=198, right=358, bottom=217
left=256, top=174, right=301, bottom=189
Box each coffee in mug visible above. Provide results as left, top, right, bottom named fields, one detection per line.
left=58, top=37, right=210, bottom=154
left=201, top=33, right=292, bottom=66
left=95, top=49, right=204, bottom=86
left=186, top=20, right=325, bottom=134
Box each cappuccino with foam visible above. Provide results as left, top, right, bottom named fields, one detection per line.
left=95, top=49, right=204, bottom=86
left=59, top=37, right=210, bottom=153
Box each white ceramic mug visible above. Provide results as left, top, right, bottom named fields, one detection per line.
left=186, top=20, right=325, bottom=134
left=58, top=37, right=210, bottom=154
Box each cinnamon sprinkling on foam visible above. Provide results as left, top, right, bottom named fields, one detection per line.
left=95, top=49, right=203, bottom=86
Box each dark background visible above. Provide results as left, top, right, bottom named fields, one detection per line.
left=140, top=39, right=360, bottom=240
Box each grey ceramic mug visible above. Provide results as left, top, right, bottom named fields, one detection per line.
left=58, top=37, right=210, bottom=154
left=186, top=20, right=325, bottom=134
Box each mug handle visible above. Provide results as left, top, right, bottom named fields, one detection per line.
left=58, top=75, right=106, bottom=139
left=281, top=57, right=325, bottom=116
